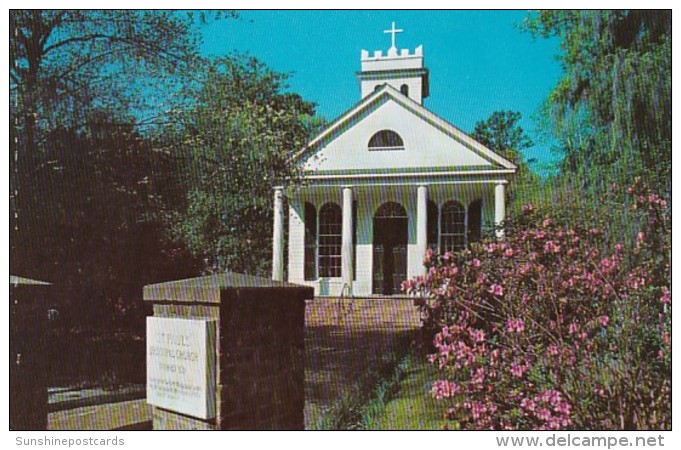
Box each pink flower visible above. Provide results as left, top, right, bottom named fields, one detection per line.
left=544, top=240, right=561, bottom=254
left=506, top=318, right=525, bottom=333
left=470, top=329, right=486, bottom=342
left=431, top=380, right=461, bottom=399
left=568, top=322, right=579, bottom=334
left=542, top=218, right=552, bottom=227
left=661, top=288, right=671, bottom=304
left=423, top=247, right=434, bottom=264
left=599, top=315, right=609, bottom=327
left=600, top=258, right=612, bottom=270
left=488, top=284, right=504, bottom=296
left=520, top=397, right=536, bottom=412
left=510, top=361, right=524, bottom=378
left=471, top=258, right=481, bottom=268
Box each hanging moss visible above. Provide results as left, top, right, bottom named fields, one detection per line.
left=524, top=11, right=671, bottom=195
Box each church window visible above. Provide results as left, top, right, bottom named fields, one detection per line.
left=318, top=202, right=342, bottom=277
left=440, top=201, right=466, bottom=253
left=304, top=202, right=317, bottom=280
left=400, top=84, right=409, bottom=96
left=368, top=130, right=404, bottom=150
left=376, top=201, right=408, bottom=218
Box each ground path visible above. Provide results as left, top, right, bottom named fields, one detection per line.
left=47, top=297, right=421, bottom=430
left=303, top=298, right=420, bottom=428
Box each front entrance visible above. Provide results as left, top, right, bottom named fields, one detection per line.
left=372, top=202, right=408, bottom=295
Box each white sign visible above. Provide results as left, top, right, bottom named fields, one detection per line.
left=146, top=317, right=216, bottom=419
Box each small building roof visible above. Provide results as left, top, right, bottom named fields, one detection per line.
left=143, top=272, right=313, bottom=303
left=10, top=275, right=51, bottom=286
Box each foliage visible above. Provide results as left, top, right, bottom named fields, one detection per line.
left=405, top=181, right=670, bottom=430
left=9, top=11, right=228, bottom=328
left=12, top=116, right=201, bottom=329
left=367, top=354, right=450, bottom=430
left=523, top=11, right=671, bottom=195
left=165, top=56, right=316, bottom=274
left=472, top=110, right=533, bottom=163
left=10, top=10, right=235, bottom=132
left=471, top=110, right=539, bottom=210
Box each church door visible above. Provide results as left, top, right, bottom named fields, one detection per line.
left=372, top=202, right=408, bottom=295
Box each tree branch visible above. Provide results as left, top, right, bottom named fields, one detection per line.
left=43, top=33, right=120, bottom=55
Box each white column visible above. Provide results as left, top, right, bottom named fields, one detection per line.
left=341, top=187, right=353, bottom=294
left=494, top=182, right=506, bottom=239
left=272, top=188, right=284, bottom=281
left=416, top=185, right=428, bottom=276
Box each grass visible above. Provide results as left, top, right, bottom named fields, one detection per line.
left=368, top=353, right=450, bottom=430
left=310, top=343, right=411, bottom=430
left=311, top=343, right=451, bottom=431
left=304, top=297, right=421, bottom=429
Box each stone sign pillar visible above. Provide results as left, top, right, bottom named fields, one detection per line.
left=144, top=272, right=312, bottom=430
left=10, top=275, right=51, bottom=430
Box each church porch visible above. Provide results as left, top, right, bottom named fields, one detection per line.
left=272, top=179, right=507, bottom=297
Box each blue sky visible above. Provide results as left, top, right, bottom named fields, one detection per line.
left=201, top=10, right=563, bottom=172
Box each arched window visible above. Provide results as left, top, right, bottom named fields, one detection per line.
left=400, top=84, right=409, bottom=96
left=318, top=203, right=342, bottom=277
left=440, top=201, right=466, bottom=253
left=375, top=202, right=408, bottom=218
left=368, top=130, right=404, bottom=151
left=304, top=202, right=317, bottom=280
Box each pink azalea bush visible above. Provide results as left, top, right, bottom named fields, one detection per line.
left=405, top=179, right=670, bottom=430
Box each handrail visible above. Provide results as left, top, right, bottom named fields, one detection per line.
left=334, top=283, right=354, bottom=324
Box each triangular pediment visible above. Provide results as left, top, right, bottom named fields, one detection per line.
left=298, top=85, right=516, bottom=177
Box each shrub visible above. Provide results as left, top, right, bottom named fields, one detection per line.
left=405, top=180, right=670, bottom=430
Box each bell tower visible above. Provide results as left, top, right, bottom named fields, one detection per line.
left=358, top=22, right=430, bottom=104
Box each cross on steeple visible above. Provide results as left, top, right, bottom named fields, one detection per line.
left=384, top=21, right=403, bottom=51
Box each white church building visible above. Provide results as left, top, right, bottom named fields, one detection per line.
left=272, top=24, right=516, bottom=297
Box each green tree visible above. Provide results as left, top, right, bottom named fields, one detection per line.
left=523, top=10, right=671, bottom=194
left=9, top=11, right=228, bottom=326
left=12, top=116, right=200, bottom=329
left=10, top=10, right=236, bottom=259
left=472, top=110, right=533, bottom=164
left=167, top=56, right=317, bottom=274
left=9, top=10, right=236, bottom=137
left=472, top=110, right=538, bottom=210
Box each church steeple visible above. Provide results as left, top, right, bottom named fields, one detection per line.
left=358, top=22, right=430, bottom=104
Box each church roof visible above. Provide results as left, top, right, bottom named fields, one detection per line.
left=296, top=84, right=517, bottom=181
